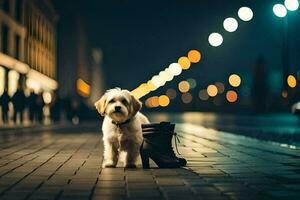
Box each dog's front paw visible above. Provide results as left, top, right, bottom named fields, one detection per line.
left=125, top=163, right=137, bottom=168
left=102, top=160, right=117, bottom=168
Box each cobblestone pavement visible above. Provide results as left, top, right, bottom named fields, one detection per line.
left=0, top=123, right=299, bottom=200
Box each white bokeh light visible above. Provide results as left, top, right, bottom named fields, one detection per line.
left=151, top=75, right=165, bottom=87
left=223, top=17, right=238, bottom=32
left=284, top=0, right=299, bottom=11
left=161, top=69, right=174, bottom=81
left=168, top=63, right=182, bottom=76
left=238, top=7, right=253, bottom=21
left=273, top=4, right=288, bottom=18
left=208, top=33, right=223, bottom=47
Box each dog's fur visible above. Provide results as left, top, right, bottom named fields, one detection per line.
left=95, top=88, right=149, bottom=168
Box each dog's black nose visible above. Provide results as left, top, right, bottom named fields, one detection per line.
left=115, top=106, right=121, bottom=111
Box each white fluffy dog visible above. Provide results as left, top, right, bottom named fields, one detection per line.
left=95, top=88, right=149, bottom=168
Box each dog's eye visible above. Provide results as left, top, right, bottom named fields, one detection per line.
left=109, top=99, right=115, bottom=103
left=121, top=99, right=128, bottom=105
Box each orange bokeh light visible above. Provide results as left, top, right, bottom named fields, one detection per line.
left=158, top=95, right=170, bottom=107
left=178, top=81, right=190, bottom=93
left=287, top=75, right=297, bottom=88
left=146, top=96, right=159, bottom=107
left=226, top=90, right=238, bottom=103
left=188, top=50, right=201, bottom=63
left=178, top=56, right=191, bottom=70
left=76, top=78, right=90, bottom=97
left=207, top=85, right=218, bottom=97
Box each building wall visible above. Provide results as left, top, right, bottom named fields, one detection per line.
left=24, top=0, right=57, bottom=79
left=0, top=0, right=26, bottom=61
left=0, top=0, right=58, bottom=96
left=56, top=13, right=105, bottom=106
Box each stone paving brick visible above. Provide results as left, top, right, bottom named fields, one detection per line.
left=0, top=124, right=299, bottom=200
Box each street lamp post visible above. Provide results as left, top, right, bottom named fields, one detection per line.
left=273, top=0, right=299, bottom=99
left=282, top=16, right=289, bottom=92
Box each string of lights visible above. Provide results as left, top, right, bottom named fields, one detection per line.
left=132, top=1, right=299, bottom=108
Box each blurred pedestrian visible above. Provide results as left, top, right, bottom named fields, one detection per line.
left=36, top=92, right=45, bottom=123
left=27, top=90, right=38, bottom=123
left=0, top=88, right=10, bottom=123
left=11, top=85, right=26, bottom=124
left=50, top=93, right=61, bottom=123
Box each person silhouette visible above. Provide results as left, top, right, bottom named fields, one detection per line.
left=27, top=90, right=38, bottom=123
left=50, top=93, right=61, bottom=123
left=36, top=92, right=45, bottom=123
left=11, top=85, right=26, bottom=124
left=0, top=88, right=10, bottom=123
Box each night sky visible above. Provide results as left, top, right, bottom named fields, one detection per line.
left=54, top=0, right=300, bottom=95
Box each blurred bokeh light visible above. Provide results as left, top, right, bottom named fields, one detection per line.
left=287, top=75, right=297, bottom=88
left=215, top=82, right=225, bottom=94
left=208, top=33, right=223, bottom=47
left=207, top=85, right=218, bottom=97
left=282, top=90, right=288, bottom=98
left=178, top=56, right=191, bottom=70
left=273, top=4, right=288, bottom=18
left=145, top=96, right=159, bottom=108
left=187, top=78, right=197, bottom=89
left=166, top=88, right=177, bottom=99
left=199, top=89, right=209, bottom=101
left=229, top=74, right=241, bottom=87
left=77, top=78, right=90, bottom=97
left=187, top=50, right=201, bottom=63
left=158, top=95, right=170, bottom=107
left=178, top=81, right=190, bottom=93
left=284, top=0, right=299, bottom=11
left=181, top=92, right=193, bottom=103
left=168, top=63, right=182, bottom=76
left=238, top=7, right=254, bottom=21
left=223, top=17, right=238, bottom=32
left=226, top=90, right=238, bottom=103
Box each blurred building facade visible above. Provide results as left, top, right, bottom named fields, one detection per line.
left=0, top=0, right=58, bottom=97
left=57, top=8, right=105, bottom=107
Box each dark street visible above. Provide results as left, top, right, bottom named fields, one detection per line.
left=1, top=0, right=300, bottom=199
left=0, top=113, right=300, bottom=199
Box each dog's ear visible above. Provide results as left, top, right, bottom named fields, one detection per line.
left=131, top=95, right=142, bottom=116
left=94, top=94, right=107, bottom=116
